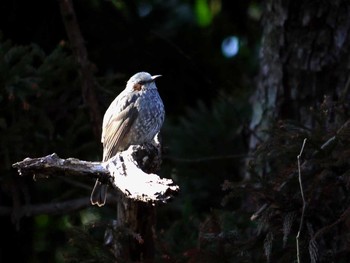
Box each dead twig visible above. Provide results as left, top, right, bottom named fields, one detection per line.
left=296, top=138, right=307, bottom=263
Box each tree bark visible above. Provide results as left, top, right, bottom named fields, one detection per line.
left=247, top=0, right=350, bottom=261
left=12, top=144, right=179, bottom=262
left=249, top=0, right=350, bottom=153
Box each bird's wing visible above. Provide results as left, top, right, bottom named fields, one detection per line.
left=102, top=93, right=139, bottom=161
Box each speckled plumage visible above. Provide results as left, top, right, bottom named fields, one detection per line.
left=90, top=72, right=165, bottom=206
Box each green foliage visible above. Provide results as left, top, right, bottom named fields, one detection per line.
left=0, top=37, right=98, bottom=166
left=0, top=35, right=102, bottom=262
left=0, top=0, right=263, bottom=262
left=157, top=93, right=251, bottom=261
left=195, top=0, right=213, bottom=27
left=162, top=94, right=250, bottom=211
left=3, top=0, right=349, bottom=262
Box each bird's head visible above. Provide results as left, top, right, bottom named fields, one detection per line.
left=126, top=72, right=161, bottom=92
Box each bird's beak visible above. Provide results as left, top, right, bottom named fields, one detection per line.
left=151, top=75, right=162, bottom=81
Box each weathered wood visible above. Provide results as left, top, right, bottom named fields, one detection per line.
left=12, top=146, right=179, bottom=204
left=12, top=142, right=179, bottom=262
left=12, top=153, right=105, bottom=180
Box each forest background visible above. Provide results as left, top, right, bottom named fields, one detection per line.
left=1, top=0, right=350, bottom=262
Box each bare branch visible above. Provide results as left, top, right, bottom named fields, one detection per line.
left=12, top=145, right=179, bottom=205
left=0, top=197, right=114, bottom=217
left=251, top=119, right=350, bottom=222
left=58, top=0, right=102, bottom=140
left=12, top=153, right=105, bottom=180
left=296, top=138, right=307, bottom=263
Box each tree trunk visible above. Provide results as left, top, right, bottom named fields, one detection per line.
left=249, top=0, right=350, bottom=153
left=117, top=197, right=156, bottom=262
left=247, top=0, right=350, bottom=261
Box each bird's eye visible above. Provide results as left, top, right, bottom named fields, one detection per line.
left=139, top=78, right=153, bottom=85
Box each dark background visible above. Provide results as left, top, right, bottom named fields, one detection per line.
left=0, top=0, right=261, bottom=262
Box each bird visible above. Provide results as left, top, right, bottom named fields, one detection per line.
left=90, top=72, right=165, bottom=207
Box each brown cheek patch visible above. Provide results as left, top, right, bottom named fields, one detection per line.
left=133, top=83, right=142, bottom=91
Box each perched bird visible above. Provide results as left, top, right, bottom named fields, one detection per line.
left=90, top=72, right=165, bottom=206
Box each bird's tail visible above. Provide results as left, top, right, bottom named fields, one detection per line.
left=90, top=179, right=108, bottom=207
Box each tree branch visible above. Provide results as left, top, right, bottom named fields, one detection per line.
left=58, top=0, right=102, bottom=140
left=12, top=145, right=179, bottom=205
left=296, top=138, right=307, bottom=263
left=10, top=141, right=179, bottom=254
left=251, top=119, right=350, bottom=221
left=0, top=197, right=105, bottom=217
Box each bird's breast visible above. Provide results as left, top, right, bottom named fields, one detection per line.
left=129, top=90, right=164, bottom=144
